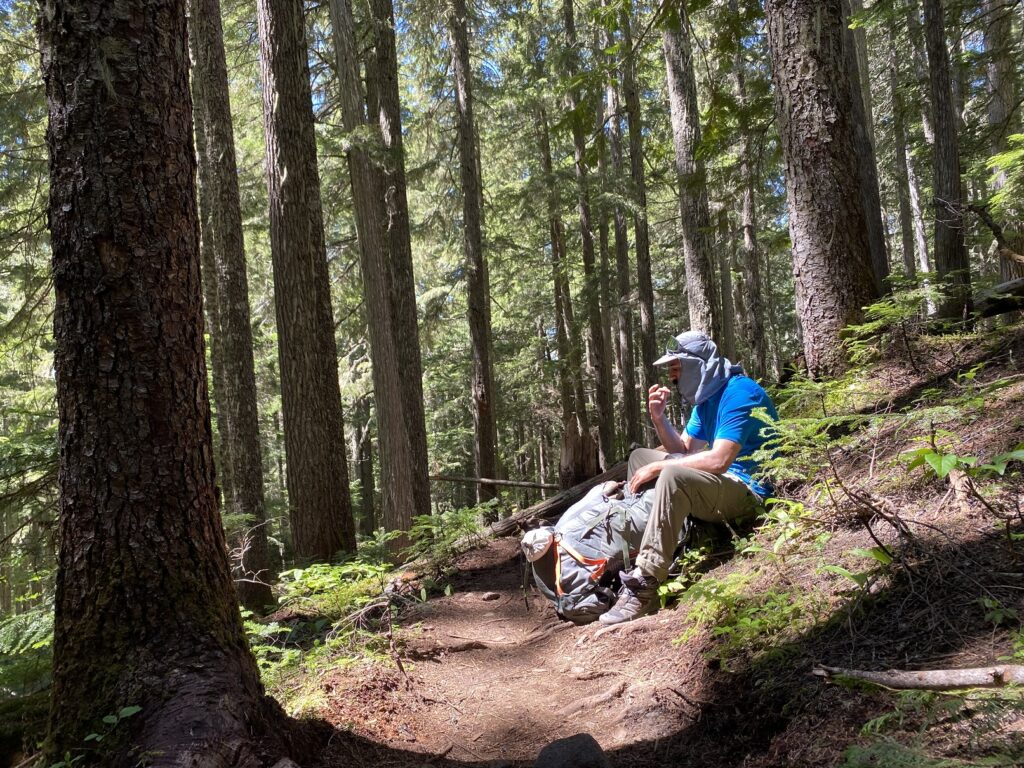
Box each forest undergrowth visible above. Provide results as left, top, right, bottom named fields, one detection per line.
left=256, top=316, right=1024, bottom=766
left=3, top=318, right=1024, bottom=767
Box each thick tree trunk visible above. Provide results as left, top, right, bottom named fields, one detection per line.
left=330, top=0, right=417, bottom=547
left=730, top=19, right=769, bottom=380
left=449, top=0, right=498, bottom=504
left=663, top=0, right=721, bottom=339
left=368, top=0, right=433, bottom=518
left=922, top=0, right=972, bottom=319
left=765, top=0, right=879, bottom=377
left=256, top=0, right=356, bottom=560
left=563, top=0, right=616, bottom=468
left=986, top=0, right=1024, bottom=283
left=605, top=44, right=642, bottom=448
left=40, top=0, right=291, bottom=761
left=621, top=3, right=656, bottom=399
left=190, top=0, right=274, bottom=610
left=842, top=0, right=889, bottom=293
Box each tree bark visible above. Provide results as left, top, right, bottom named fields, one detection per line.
left=716, top=208, right=737, bottom=359
left=922, top=0, right=972, bottom=319
left=449, top=0, right=498, bottom=504
left=329, top=0, right=418, bottom=547
left=604, top=28, right=641, bottom=449
left=190, top=0, right=274, bottom=610
left=663, top=0, right=721, bottom=339
left=842, top=0, right=889, bottom=293
left=256, top=0, right=356, bottom=560
left=621, top=2, right=656, bottom=399
left=563, top=0, right=616, bottom=468
left=764, top=0, right=879, bottom=377
left=40, top=0, right=291, bottom=760
left=368, top=0, right=433, bottom=518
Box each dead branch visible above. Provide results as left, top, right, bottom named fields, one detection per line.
left=967, top=203, right=1024, bottom=266
left=813, top=664, right=1024, bottom=690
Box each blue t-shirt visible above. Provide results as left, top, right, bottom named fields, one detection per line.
left=685, top=375, right=778, bottom=498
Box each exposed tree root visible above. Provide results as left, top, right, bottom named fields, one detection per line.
left=813, top=664, right=1024, bottom=690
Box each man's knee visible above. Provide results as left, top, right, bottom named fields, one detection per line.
left=656, top=464, right=703, bottom=490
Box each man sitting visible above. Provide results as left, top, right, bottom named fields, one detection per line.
left=599, top=331, right=779, bottom=626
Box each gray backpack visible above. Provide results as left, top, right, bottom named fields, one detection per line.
left=527, top=486, right=654, bottom=624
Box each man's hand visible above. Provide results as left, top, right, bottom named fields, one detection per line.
left=648, top=385, right=672, bottom=421
left=629, top=461, right=664, bottom=494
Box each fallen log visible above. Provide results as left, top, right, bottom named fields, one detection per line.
left=975, top=276, right=1024, bottom=319
left=489, top=460, right=628, bottom=537
left=813, top=664, right=1024, bottom=690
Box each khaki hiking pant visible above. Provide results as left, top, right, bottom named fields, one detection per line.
left=629, top=448, right=762, bottom=583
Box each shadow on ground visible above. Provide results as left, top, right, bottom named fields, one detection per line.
left=306, top=518, right=1023, bottom=768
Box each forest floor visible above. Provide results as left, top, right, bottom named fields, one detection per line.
left=300, top=324, right=1024, bottom=768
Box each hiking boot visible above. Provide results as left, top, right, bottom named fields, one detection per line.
left=598, top=568, right=659, bottom=625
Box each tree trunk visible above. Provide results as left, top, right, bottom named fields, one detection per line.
left=842, top=0, right=889, bottom=293
left=190, top=0, right=274, bottom=610
left=716, top=208, right=737, bottom=359
left=539, top=108, right=596, bottom=488
left=922, top=0, right=972, bottom=319
left=194, top=115, right=235, bottom=518
left=368, top=0, right=433, bottom=518
left=906, top=1, right=936, bottom=144
left=985, top=0, right=1024, bottom=282
left=621, top=2, right=656, bottom=399
left=764, top=0, right=879, bottom=377
left=605, top=35, right=641, bottom=449
left=329, top=0, right=418, bottom=547
left=256, top=0, right=356, bottom=560
left=663, top=0, right=721, bottom=339
left=563, top=0, right=615, bottom=467
left=40, top=0, right=292, bottom=760
left=350, top=395, right=377, bottom=536
left=730, top=16, right=769, bottom=380
left=889, top=25, right=918, bottom=278
left=449, top=0, right=497, bottom=504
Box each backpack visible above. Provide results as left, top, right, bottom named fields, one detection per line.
left=524, top=485, right=654, bottom=624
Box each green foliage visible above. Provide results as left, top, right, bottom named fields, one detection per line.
left=674, top=569, right=823, bottom=663
left=403, top=505, right=486, bottom=570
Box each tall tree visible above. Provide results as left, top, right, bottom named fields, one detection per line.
left=922, top=0, right=972, bottom=318
left=329, top=0, right=419, bottom=544
left=663, top=0, right=721, bottom=339
left=604, top=21, right=642, bottom=448
left=842, top=0, right=890, bottom=292
left=889, top=24, right=919, bottom=277
left=256, top=0, right=356, bottom=559
left=39, top=0, right=288, bottom=759
left=190, top=0, right=274, bottom=610
left=765, top=0, right=879, bottom=377
left=730, top=11, right=769, bottom=379
left=563, top=0, right=616, bottom=467
left=620, top=1, right=657, bottom=399
left=449, top=0, right=498, bottom=501
left=368, top=0, right=433, bottom=518
left=539, top=107, right=596, bottom=488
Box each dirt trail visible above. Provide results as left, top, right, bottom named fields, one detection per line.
left=318, top=537, right=706, bottom=766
